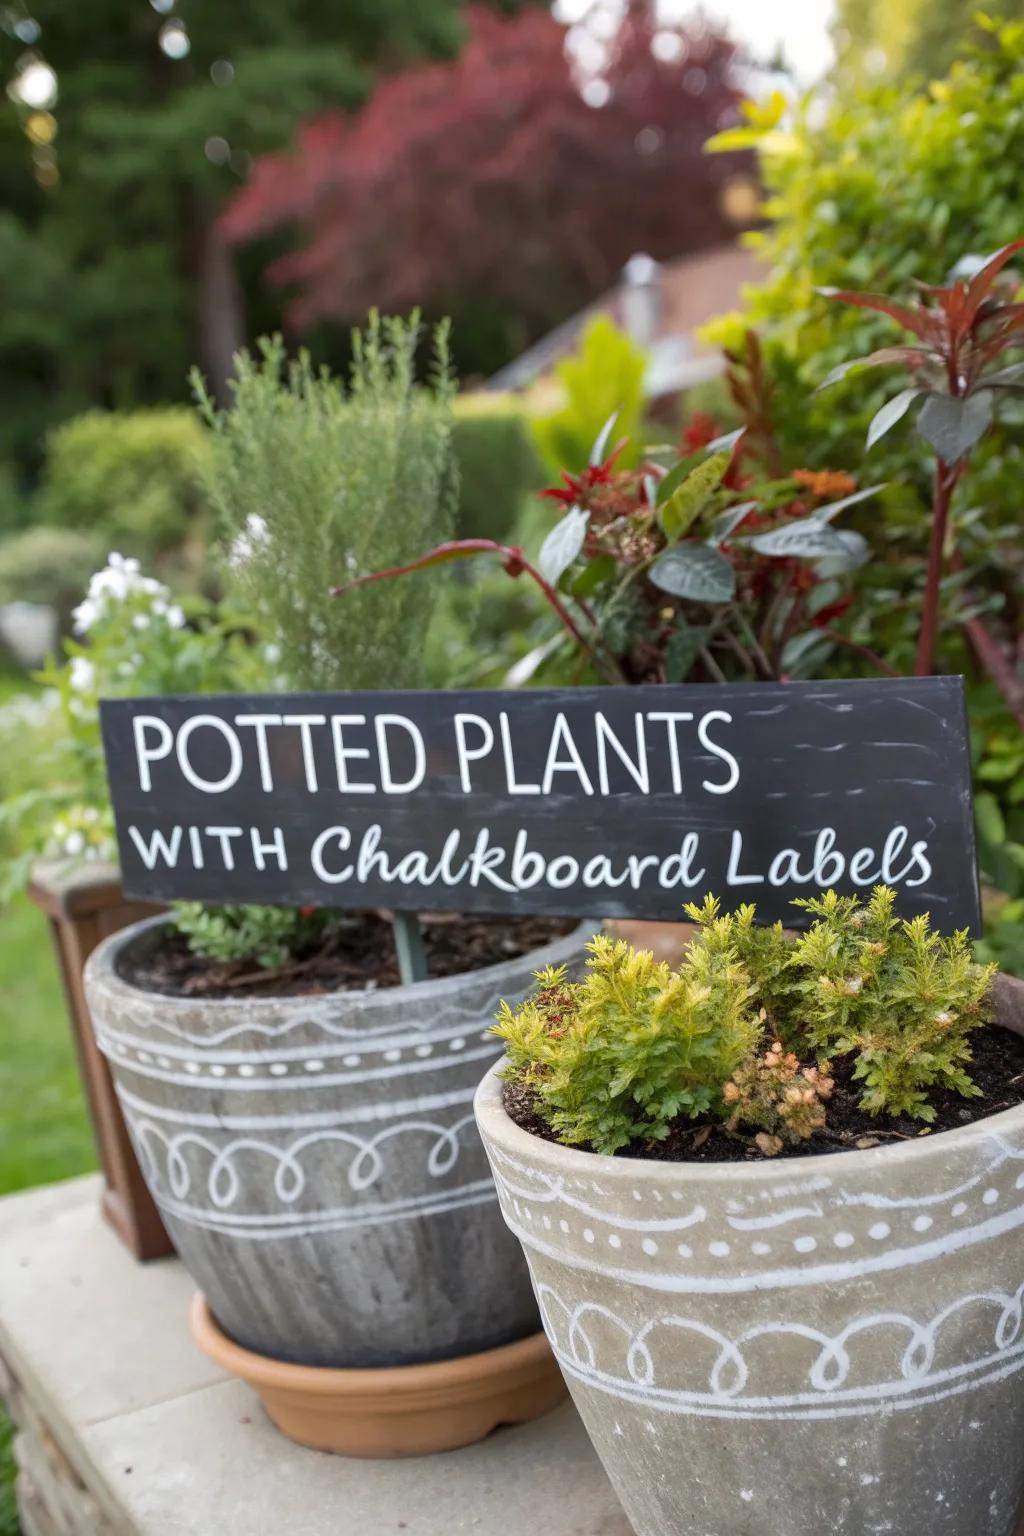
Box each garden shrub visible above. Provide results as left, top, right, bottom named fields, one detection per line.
left=0, top=527, right=105, bottom=630
left=789, top=888, right=992, bottom=1122
left=451, top=393, right=543, bottom=542
left=495, top=932, right=759, bottom=1154
left=36, top=408, right=213, bottom=561
left=705, top=23, right=1024, bottom=467
left=497, top=888, right=996, bottom=1153
left=702, top=24, right=1024, bottom=675
left=196, top=318, right=457, bottom=692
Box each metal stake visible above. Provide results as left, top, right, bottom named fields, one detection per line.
left=392, top=910, right=429, bottom=985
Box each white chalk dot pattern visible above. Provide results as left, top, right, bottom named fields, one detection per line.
left=94, top=994, right=509, bottom=1089
left=486, top=1135, right=1024, bottom=1290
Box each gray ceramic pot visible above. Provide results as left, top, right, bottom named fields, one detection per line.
left=84, top=915, right=591, bottom=1369
left=475, top=975, right=1024, bottom=1536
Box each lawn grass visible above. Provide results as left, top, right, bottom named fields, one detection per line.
left=0, top=897, right=96, bottom=1195
left=0, top=894, right=98, bottom=1536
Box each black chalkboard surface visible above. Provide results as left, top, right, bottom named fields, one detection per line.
left=101, top=677, right=980, bottom=930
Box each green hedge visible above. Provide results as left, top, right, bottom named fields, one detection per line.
left=0, top=526, right=105, bottom=630
left=36, top=407, right=212, bottom=561
left=451, top=393, right=544, bottom=543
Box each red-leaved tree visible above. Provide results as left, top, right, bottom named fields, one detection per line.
left=220, top=2, right=751, bottom=342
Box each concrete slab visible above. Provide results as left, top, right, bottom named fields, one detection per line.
left=0, top=1178, right=631, bottom=1536
left=0, top=1179, right=222, bottom=1428
left=83, top=1383, right=631, bottom=1536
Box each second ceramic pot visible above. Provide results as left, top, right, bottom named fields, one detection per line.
left=84, top=915, right=591, bottom=1368
left=475, top=973, right=1024, bottom=1536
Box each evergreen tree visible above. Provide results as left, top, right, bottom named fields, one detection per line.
left=0, top=1, right=466, bottom=472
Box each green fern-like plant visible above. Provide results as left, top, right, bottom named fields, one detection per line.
left=173, top=903, right=324, bottom=971
left=790, top=887, right=996, bottom=1122
left=494, top=932, right=759, bottom=1154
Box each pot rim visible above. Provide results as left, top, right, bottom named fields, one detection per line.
left=474, top=978, right=1024, bottom=1185
left=84, top=911, right=596, bottom=1016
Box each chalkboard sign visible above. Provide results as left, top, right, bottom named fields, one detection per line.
left=101, top=677, right=980, bottom=930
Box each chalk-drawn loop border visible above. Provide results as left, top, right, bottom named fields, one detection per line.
left=535, top=1282, right=1024, bottom=1417
left=126, top=1112, right=480, bottom=1211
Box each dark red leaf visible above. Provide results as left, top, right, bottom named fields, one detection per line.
left=818, top=288, right=941, bottom=345
left=964, top=238, right=1024, bottom=324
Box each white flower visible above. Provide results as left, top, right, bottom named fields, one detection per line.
left=166, top=605, right=185, bottom=629
left=263, top=643, right=282, bottom=664
left=69, top=656, right=95, bottom=694
left=844, top=976, right=864, bottom=996
left=133, top=614, right=150, bottom=630
left=64, top=830, right=84, bottom=856
left=229, top=513, right=269, bottom=568
left=72, top=597, right=101, bottom=635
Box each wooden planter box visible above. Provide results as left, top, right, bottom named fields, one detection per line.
left=27, top=860, right=173, bottom=1261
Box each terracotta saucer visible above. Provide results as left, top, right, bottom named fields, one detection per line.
left=190, top=1293, right=566, bottom=1457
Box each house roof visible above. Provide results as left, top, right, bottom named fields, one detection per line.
left=486, top=241, right=764, bottom=395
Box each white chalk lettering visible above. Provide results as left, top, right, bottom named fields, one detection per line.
left=727, top=829, right=764, bottom=885
left=698, top=710, right=740, bottom=795
left=282, top=714, right=325, bottom=793
left=311, top=826, right=353, bottom=883
left=658, top=834, right=705, bottom=889
left=132, top=715, right=173, bottom=793
left=331, top=715, right=375, bottom=793
left=374, top=714, right=426, bottom=795
left=128, top=824, right=182, bottom=870
left=595, top=712, right=649, bottom=795
left=541, top=713, right=594, bottom=796
left=499, top=712, right=540, bottom=794
left=454, top=713, right=493, bottom=794
left=647, top=711, right=694, bottom=794
left=251, top=826, right=287, bottom=872
left=205, top=825, right=243, bottom=870
left=235, top=714, right=282, bottom=792
left=177, top=715, right=244, bottom=794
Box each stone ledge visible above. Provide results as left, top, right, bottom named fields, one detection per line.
left=0, top=1177, right=630, bottom=1535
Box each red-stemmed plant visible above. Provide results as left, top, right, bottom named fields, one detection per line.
left=333, top=376, right=887, bottom=687
left=820, top=237, right=1024, bottom=715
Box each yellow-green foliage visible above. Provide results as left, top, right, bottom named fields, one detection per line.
left=791, top=887, right=997, bottom=1123
left=682, top=896, right=802, bottom=1045
left=497, top=886, right=997, bottom=1152
left=494, top=932, right=759, bottom=1154
left=529, top=316, right=647, bottom=477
